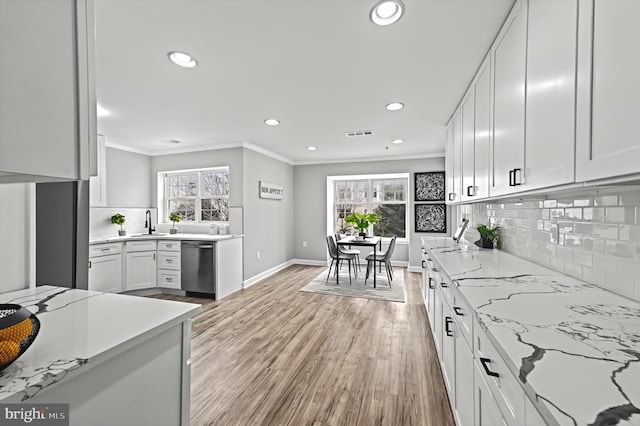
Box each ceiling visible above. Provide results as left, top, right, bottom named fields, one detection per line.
left=94, top=0, right=514, bottom=164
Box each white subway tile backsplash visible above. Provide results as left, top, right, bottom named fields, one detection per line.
left=90, top=207, right=157, bottom=240
left=466, top=188, right=640, bottom=301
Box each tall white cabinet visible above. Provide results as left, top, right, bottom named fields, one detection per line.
left=0, top=0, right=96, bottom=182
left=576, top=0, right=640, bottom=182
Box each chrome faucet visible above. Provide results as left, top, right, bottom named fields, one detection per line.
left=145, top=210, right=155, bottom=234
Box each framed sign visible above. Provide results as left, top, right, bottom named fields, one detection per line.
left=259, top=181, right=284, bottom=200
left=415, top=171, right=445, bottom=201
left=415, top=204, right=446, bottom=233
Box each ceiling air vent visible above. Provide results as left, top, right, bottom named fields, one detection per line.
left=345, top=130, right=374, bottom=137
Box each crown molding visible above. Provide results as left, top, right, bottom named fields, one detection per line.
left=292, top=152, right=445, bottom=166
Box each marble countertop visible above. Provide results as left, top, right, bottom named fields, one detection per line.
left=90, top=233, right=242, bottom=244
left=422, top=237, right=640, bottom=426
left=0, top=286, right=201, bottom=402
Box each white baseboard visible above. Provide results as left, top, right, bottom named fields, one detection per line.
left=407, top=265, right=422, bottom=273
left=243, top=260, right=296, bottom=288
left=291, top=259, right=329, bottom=266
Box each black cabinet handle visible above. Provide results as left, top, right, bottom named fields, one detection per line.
left=454, top=306, right=463, bottom=316
left=513, top=168, right=522, bottom=186
left=445, top=317, right=454, bottom=337
left=467, top=186, right=474, bottom=196
left=509, top=169, right=515, bottom=187
left=441, top=282, right=448, bottom=288
left=88, top=261, right=92, bottom=269
left=428, top=277, right=434, bottom=289
left=480, top=357, right=500, bottom=377
left=422, top=260, right=425, bottom=269
left=431, top=267, right=438, bottom=273
left=448, top=192, right=456, bottom=201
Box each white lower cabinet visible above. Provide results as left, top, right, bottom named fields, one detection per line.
left=88, top=242, right=122, bottom=293
left=158, top=241, right=181, bottom=290
left=423, top=244, right=543, bottom=426
left=125, top=250, right=157, bottom=291
left=88, top=254, right=122, bottom=293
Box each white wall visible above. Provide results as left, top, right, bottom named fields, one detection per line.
left=293, top=157, right=446, bottom=268
left=106, top=147, right=152, bottom=207
left=242, top=149, right=294, bottom=280
left=0, top=183, right=34, bottom=292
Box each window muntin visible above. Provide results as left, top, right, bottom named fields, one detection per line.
left=334, top=177, right=408, bottom=238
left=165, top=168, right=229, bottom=223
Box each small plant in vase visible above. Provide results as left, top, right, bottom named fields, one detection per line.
left=344, top=212, right=380, bottom=240
left=111, top=213, right=126, bottom=236
left=475, top=223, right=500, bottom=249
left=169, top=212, right=182, bottom=234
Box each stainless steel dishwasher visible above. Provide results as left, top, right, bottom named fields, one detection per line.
left=181, top=241, right=215, bottom=295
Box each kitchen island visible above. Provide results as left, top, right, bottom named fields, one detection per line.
left=0, top=285, right=200, bottom=426
left=422, top=237, right=640, bottom=426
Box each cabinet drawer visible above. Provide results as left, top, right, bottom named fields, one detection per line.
left=439, top=273, right=454, bottom=305
left=158, top=241, right=181, bottom=251
left=89, top=242, right=122, bottom=258
left=158, top=251, right=181, bottom=270
left=126, top=240, right=157, bottom=252
left=474, top=320, right=525, bottom=425
left=158, top=270, right=181, bottom=289
left=452, top=288, right=474, bottom=350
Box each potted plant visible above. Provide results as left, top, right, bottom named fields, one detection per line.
left=169, top=212, right=182, bottom=234
left=111, top=213, right=126, bottom=236
left=344, top=212, right=380, bottom=239
left=475, top=223, right=500, bottom=249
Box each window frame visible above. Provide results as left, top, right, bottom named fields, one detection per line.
left=331, top=174, right=410, bottom=241
left=161, top=167, right=230, bottom=224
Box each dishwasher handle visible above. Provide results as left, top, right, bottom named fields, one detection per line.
left=182, top=242, right=214, bottom=249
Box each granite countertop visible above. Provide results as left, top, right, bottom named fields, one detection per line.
left=90, top=233, right=242, bottom=244
left=0, top=286, right=201, bottom=402
left=422, top=237, right=640, bottom=426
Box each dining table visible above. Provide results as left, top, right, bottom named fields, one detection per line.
left=336, top=236, right=382, bottom=288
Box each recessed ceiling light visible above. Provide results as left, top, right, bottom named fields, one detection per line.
left=370, top=0, right=405, bottom=26
left=391, top=138, right=404, bottom=144
left=265, top=119, right=280, bottom=126
left=168, top=51, right=197, bottom=68
left=96, top=104, right=110, bottom=117
left=386, top=102, right=404, bottom=111
left=307, top=146, right=317, bottom=151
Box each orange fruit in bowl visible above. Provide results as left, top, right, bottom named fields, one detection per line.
left=0, top=318, right=33, bottom=343
left=0, top=341, right=21, bottom=365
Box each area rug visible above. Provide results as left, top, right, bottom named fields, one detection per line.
left=300, top=267, right=405, bottom=303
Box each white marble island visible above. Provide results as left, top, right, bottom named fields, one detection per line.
left=0, top=286, right=200, bottom=426
left=422, top=237, right=640, bottom=426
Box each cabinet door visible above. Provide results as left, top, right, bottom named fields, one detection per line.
left=125, top=251, right=157, bottom=291
left=433, top=281, right=443, bottom=355
left=576, top=0, right=640, bottom=181
left=491, top=0, right=526, bottom=196
left=445, top=123, right=455, bottom=203
left=89, top=135, right=107, bottom=206
left=89, top=254, right=122, bottom=293
left=461, top=92, right=475, bottom=202
left=524, top=0, right=577, bottom=190
left=0, top=0, right=82, bottom=180
left=474, top=361, right=508, bottom=426
left=441, top=300, right=455, bottom=396
left=474, top=55, right=491, bottom=199
left=454, top=337, right=474, bottom=426
left=452, top=112, right=463, bottom=202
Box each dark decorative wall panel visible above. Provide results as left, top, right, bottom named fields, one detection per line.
left=415, top=204, right=446, bottom=233
left=414, top=172, right=445, bottom=202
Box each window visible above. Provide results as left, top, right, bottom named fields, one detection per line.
left=164, top=168, right=229, bottom=222
left=334, top=176, right=408, bottom=238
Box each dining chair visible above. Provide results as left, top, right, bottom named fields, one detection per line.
left=335, top=233, right=361, bottom=272
left=367, top=236, right=396, bottom=276
left=365, top=236, right=397, bottom=287
left=326, top=235, right=357, bottom=285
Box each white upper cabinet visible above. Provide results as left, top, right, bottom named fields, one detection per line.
left=474, top=56, right=491, bottom=199
left=0, top=0, right=95, bottom=182
left=452, top=112, right=463, bottom=202
left=461, top=92, right=475, bottom=202
left=524, top=0, right=577, bottom=190
left=89, top=135, right=107, bottom=206
left=491, top=0, right=527, bottom=197
left=445, top=123, right=455, bottom=203
left=576, top=0, right=640, bottom=182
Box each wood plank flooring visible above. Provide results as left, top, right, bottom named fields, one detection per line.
left=152, top=265, right=454, bottom=426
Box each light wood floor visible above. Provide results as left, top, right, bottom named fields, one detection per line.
left=153, top=265, right=454, bottom=426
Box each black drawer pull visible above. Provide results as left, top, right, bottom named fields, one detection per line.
left=422, top=260, right=425, bottom=269
left=467, top=186, right=474, bottom=196
left=454, top=306, right=463, bottom=316
left=440, top=282, right=448, bottom=288
left=431, top=267, right=438, bottom=273
left=428, top=277, right=434, bottom=289
left=480, top=357, right=500, bottom=378
left=445, top=317, right=454, bottom=337
left=448, top=192, right=455, bottom=201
